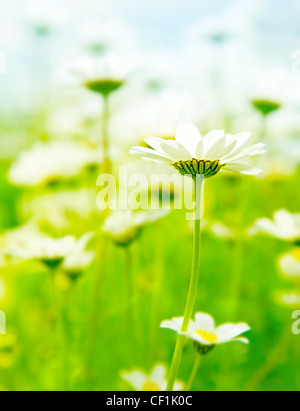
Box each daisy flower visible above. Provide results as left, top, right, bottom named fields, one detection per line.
left=161, top=312, right=250, bottom=355
left=8, top=141, right=100, bottom=187
left=130, top=123, right=264, bottom=178
left=278, top=248, right=300, bottom=280
left=102, top=209, right=169, bottom=246
left=121, top=364, right=183, bottom=391
left=249, top=210, right=300, bottom=244
left=276, top=291, right=300, bottom=308
left=3, top=229, right=93, bottom=271
left=63, top=233, right=95, bottom=280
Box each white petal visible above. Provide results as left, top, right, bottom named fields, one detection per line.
left=195, top=138, right=205, bottom=159
left=150, top=364, right=167, bottom=383
left=160, top=317, right=184, bottom=332
left=194, top=312, right=215, bottom=332
left=222, top=163, right=262, bottom=175
left=121, top=371, right=147, bottom=390
left=222, top=143, right=265, bottom=163
left=129, top=147, right=172, bottom=164
left=145, top=137, right=170, bottom=154
left=160, top=140, right=191, bottom=161
left=202, top=130, right=225, bottom=155
left=215, top=323, right=250, bottom=344
left=175, top=123, right=202, bottom=157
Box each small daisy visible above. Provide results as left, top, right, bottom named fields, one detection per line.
left=102, top=209, right=169, bottom=246
left=161, top=312, right=250, bottom=354
left=121, top=364, right=183, bottom=391
left=276, top=291, right=300, bottom=308
left=9, top=141, right=100, bottom=187
left=278, top=248, right=300, bottom=280
left=4, top=229, right=91, bottom=271
left=249, top=210, right=300, bottom=243
left=63, top=233, right=95, bottom=279
left=130, top=123, right=264, bottom=178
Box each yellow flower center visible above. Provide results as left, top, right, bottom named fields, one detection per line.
left=292, top=248, right=300, bottom=262
left=195, top=329, right=218, bottom=344
left=142, top=381, right=160, bottom=391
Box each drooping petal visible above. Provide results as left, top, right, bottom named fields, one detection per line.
left=202, top=130, right=225, bottom=156
left=194, top=313, right=215, bottom=332
left=222, top=163, right=262, bottom=175
left=145, top=137, right=170, bottom=154
left=129, top=146, right=172, bottom=164
left=221, top=143, right=265, bottom=163
left=175, top=123, right=202, bottom=157
left=160, top=140, right=191, bottom=161
left=215, top=323, right=250, bottom=344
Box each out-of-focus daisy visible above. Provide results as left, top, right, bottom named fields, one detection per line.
left=121, top=364, right=183, bottom=391
left=63, top=233, right=95, bottom=280
left=22, top=188, right=99, bottom=230
left=161, top=312, right=250, bottom=355
left=61, top=52, right=130, bottom=97
left=278, top=248, right=300, bottom=280
left=130, top=123, right=264, bottom=178
left=249, top=210, right=300, bottom=243
left=3, top=229, right=92, bottom=271
left=252, top=99, right=281, bottom=117
left=9, top=141, right=100, bottom=187
left=276, top=291, right=300, bottom=308
left=102, top=209, right=169, bottom=246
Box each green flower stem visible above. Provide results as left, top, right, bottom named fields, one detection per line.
left=166, top=175, right=204, bottom=391
left=101, top=95, right=112, bottom=176
left=150, top=222, right=164, bottom=360
left=186, top=354, right=201, bottom=391
left=124, top=245, right=134, bottom=328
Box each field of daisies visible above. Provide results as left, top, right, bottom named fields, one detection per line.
left=0, top=0, right=300, bottom=391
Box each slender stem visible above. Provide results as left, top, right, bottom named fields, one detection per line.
left=150, top=222, right=164, bottom=359
left=186, top=355, right=201, bottom=391
left=166, top=175, right=204, bottom=391
left=124, top=245, right=134, bottom=327
left=101, top=95, right=112, bottom=176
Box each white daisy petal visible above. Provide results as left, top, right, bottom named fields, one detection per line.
left=145, top=137, right=170, bottom=154
left=129, top=147, right=171, bottom=164
left=215, top=323, right=250, bottom=344
left=223, top=163, right=262, bottom=175
left=202, top=130, right=225, bottom=154
left=194, top=313, right=215, bottom=331
left=160, top=140, right=191, bottom=161
left=222, top=143, right=265, bottom=163
left=175, top=123, right=202, bottom=157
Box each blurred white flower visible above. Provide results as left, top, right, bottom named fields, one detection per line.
left=22, top=188, right=98, bottom=230
left=130, top=123, right=264, bottom=178
left=102, top=209, right=169, bottom=246
left=249, top=210, right=300, bottom=242
left=9, top=141, right=100, bottom=187
left=276, top=291, right=300, bottom=308
left=63, top=233, right=95, bottom=277
left=121, top=364, right=183, bottom=391
left=3, top=228, right=93, bottom=270
left=161, top=312, right=250, bottom=354
left=278, top=248, right=300, bottom=280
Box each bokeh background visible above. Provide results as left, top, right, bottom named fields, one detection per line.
left=0, top=0, right=299, bottom=391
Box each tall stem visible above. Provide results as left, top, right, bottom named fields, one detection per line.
left=186, top=355, right=201, bottom=391
left=102, top=95, right=112, bottom=176
left=166, top=175, right=204, bottom=391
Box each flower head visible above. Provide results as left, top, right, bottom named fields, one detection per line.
left=102, top=209, right=169, bottom=246
left=9, top=141, right=100, bottom=187
left=252, top=99, right=281, bottom=117
left=121, top=364, right=183, bottom=391
left=278, top=248, right=300, bottom=280
left=276, top=291, right=300, bottom=308
left=161, top=312, right=250, bottom=355
left=63, top=233, right=95, bottom=279
left=249, top=210, right=300, bottom=244
left=130, top=123, right=264, bottom=178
